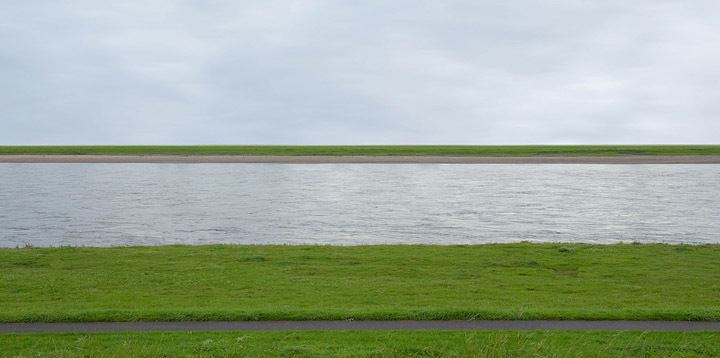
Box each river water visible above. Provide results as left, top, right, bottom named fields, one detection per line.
left=0, top=164, right=718, bottom=247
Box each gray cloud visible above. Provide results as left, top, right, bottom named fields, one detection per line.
left=1, top=0, right=718, bottom=144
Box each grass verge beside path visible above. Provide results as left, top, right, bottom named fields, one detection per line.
left=1, top=244, right=719, bottom=323
left=1, top=145, right=720, bottom=156
left=2, top=331, right=720, bottom=357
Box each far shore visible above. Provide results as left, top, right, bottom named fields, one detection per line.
left=1, top=155, right=720, bottom=164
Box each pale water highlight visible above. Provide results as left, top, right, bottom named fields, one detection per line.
left=0, top=164, right=718, bottom=247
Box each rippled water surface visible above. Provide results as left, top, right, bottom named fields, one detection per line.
left=1, top=164, right=718, bottom=247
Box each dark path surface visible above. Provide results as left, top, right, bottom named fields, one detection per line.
left=2, top=321, right=720, bottom=333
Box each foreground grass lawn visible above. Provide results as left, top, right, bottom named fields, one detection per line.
left=1, top=244, right=718, bottom=322
left=1, top=145, right=719, bottom=156
left=2, top=331, right=720, bottom=357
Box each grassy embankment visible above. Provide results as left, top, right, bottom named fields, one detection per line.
left=2, top=331, right=720, bottom=357
left=1, top=145, right=720, bottom=156
left=1, top=244, right=718, bottom=323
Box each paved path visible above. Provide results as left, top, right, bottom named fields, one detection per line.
left=2, top=155, right=720, bottom=164
left=2, top=321, right=720, bottom=333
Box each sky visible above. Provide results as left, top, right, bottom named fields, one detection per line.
left=1, top=1, right=719, bottom=145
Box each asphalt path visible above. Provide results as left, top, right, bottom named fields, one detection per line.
left=2, top=321, right=720, bottom=333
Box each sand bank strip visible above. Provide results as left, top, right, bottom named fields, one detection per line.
left=1, top=155, right=720, bottom=164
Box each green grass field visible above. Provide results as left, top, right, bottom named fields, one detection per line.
left=2, top=331, right=719, bottom=357
left=1, top=244, right=718, bottom=323
left=1, top=145, right=719, bottom=156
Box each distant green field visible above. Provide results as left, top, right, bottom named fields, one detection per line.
left=1, top=244, right=718, bottom=323
left=1, top=145, right=719, bottom=156
left=2, top=331, right=719, bottom=357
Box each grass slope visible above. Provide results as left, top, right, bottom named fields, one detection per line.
left=1, top=145, right=719, bottom=156
left=1, top=244, right=719, bottom=323
left=2, top=331, right=720, bottom=357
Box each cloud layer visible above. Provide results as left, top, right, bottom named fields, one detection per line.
left=1, top=0, right=718, bottom=144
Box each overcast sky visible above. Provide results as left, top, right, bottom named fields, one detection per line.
left=1, top=1, right=718, bottom=145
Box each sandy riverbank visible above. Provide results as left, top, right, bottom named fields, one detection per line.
left=1, top=155, right=720, bottom=164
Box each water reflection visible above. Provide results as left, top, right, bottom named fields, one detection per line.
left=0, top=164, right=718, bottom=247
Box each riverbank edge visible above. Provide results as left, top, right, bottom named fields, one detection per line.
left=3, top=320, right=720, bottom=333
left=2, top=155, right=720, bottom=163
left=2, top=309, right=719, bottom=325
